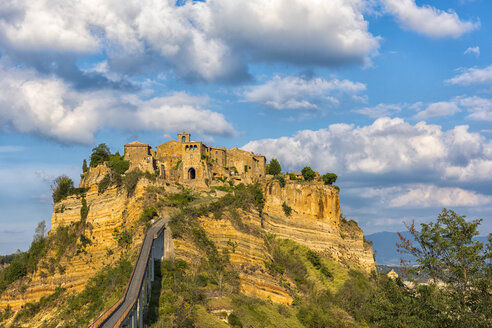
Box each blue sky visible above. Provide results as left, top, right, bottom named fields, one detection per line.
left=1, top=0, right=491, bottom=254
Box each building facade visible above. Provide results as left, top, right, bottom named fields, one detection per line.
left=124, top=132, right=266, bottom=184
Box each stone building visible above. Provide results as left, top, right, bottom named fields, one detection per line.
left=124, top=132, right=266, bottom=184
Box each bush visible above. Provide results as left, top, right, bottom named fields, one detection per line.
left=228, top=313, right=243, bottom=328
left=108, top=153, right=130, bottom=175
left=273, top=175, right=285, bottom=187
left=89, top=143, right=110, bottom=167
left=51, top=175, right=74, bottom=203
left=288, top=173, right=297, bottom=180
left=98, top=174, right=111, bottom=194
left=113, top=228, right=133, bottom=248
left=321, top=172, right=337, bottom=185
left=140, top=207, right=158, bottom=223
left=123, top=169, right=143, bottom=195
left=268, top=159, right=281, bottom=175
left=301, top=167, right=316, bottom=181
left=80, top=198, right=89, bottom=222
left=282, top=202, right=292, bottom=216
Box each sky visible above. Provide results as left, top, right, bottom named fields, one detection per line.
left=1, top=0, right=491, bottom=254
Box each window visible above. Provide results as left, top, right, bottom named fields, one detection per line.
left=182, top=136, right=186, bottom=143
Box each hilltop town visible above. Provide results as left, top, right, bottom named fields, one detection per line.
left=123, top=132, right=266, bottom=185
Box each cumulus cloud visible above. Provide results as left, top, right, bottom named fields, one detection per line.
left=242, top=75, right=366, bottom=110
left=446, top=65, right=492, bottom=85
left=0, top=64, right=235, bottom=144
left=0, top=0, right=380, bottom=83
left=382, top=0, right=479, bottom=38
left=389, top=184, right=492, bottom=207
left=464, top=46, right=480, bottom=57
left=243, top=118, right=491, bottom=181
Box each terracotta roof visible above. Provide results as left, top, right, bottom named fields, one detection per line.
left=124, top=141, right=149, bottom=147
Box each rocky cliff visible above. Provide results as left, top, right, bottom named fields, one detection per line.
left=0, top=174, right=375, bottom=323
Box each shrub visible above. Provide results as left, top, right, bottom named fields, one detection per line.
left=123, top=169, right=143, bottom=195
left=108, top=153, right=130, bottom=175
left=89, top=143, right=110, bottom=167
left=282, top=202, right=292, bottom=216
left=288, top=173, right=297, bottom=180
left=268, top=158, right=281, bottom=175
left=140, top=207, right=158, bottom=223
left=80, top=198, right=89, bottom=222
left=97, top=174, right=111, bottom=194
left=113, top=228, right=133, bottom=248
left=321, top=172, right=337, bottom=185
left=228, top=313, right=243, bottom=328
left=51, top=175, right=74, bottom=203
left=301, top=166, right=316, bottom=181
left=273, top=175, right=286, bottom=187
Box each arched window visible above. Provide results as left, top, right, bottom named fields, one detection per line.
left=188, top=167, right=196, bottom=180
left=182, top=136, right=186, bottom=143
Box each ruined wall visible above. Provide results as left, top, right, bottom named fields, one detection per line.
left=124, top=143, right=150, bottom=162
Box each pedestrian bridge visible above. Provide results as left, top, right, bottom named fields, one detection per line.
left=90, top=217, right=171, bottom=328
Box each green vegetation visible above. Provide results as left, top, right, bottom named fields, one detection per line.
left=123, top=169, right=144, bottom=195
left=108, top=152, right=130, bottom=175
left=282, top=202, right=292, bottom=216
left=140, top=206, right=158, bottom=223
left=301, top=167, right=315, bottom=181
left=51, top=175, right=74, bottom=203
left=82, top=159, right=88, bottom=173
left=80, top=198, right=89, bottom=222
left=174, top=159, right=182, bottom=170
left=321, top=172, right=337, bottom=185
left=272, top=174, right=286, bottom=187
left=113, top=227, right=133, bottom=248
left=268, top=158, right=281, bottom=175
left=288, top=172, right=298, bottom=180
left=397, top=208, right=492, bottom=326
left=89, top=143, right=111, bottom=167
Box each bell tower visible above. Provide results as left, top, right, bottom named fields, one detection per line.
left=178, top=132, right=190, bottom=143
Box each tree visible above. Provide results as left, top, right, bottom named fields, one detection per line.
left=51, top=175, right=74, bottom=203
left=82, top=159, right=88, bottom=173
left=89, top=143, right=111, bottom=167
left=268, top=158, right=281, bottom=175
left=397, top=209, right=492, bottom=326
left=301, top=166, right=315, bottom=181
left=321, top=172, right=337, bottom=185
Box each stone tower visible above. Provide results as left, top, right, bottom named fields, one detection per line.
left=178, top=132, right=190, bottom=143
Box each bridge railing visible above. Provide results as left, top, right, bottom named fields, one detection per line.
left=89, top=218, right=166, bottom=328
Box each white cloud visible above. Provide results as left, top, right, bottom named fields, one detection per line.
left=354, top=103, right=402, bottom=118
left=414, top=101, right=461, bottom=119
left=243, top=118, right=491, bottom=181
left=242, top=75, right=366, bottom=110
left=457, top=96, right=492, bottom=121
left=382, top=0, right=479, bottom=38
left=0, top=64, right=235, bottom=144
left=389, top=185, right=492, bottom=208
left=446, top=65, right=492, bottom=85
left=0, top=0, right=381, bottom=82
left=464, top=46, right=480, bottom=57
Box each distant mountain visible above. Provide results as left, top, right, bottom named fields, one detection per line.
left=366, top=231, right=490, bottom=266
left=365, top=231, right=414, bottom=266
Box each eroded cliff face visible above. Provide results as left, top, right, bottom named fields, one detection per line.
left=262, top=180, right=375, bottom=273
left=0, top=177, right=375, bottom=316
left=171, top=180, right=375, bottom=306
left=0, top=182, right=150, bottom=311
